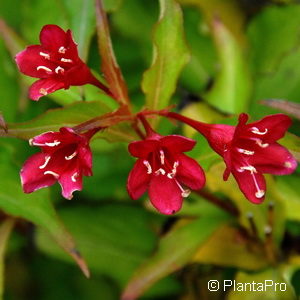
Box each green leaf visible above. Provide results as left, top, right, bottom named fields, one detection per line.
left=0, top=31, right=20, bottom=122
left=248, top=5, right=300, bottom=74
left=178, top=0, right=247, bottom=46
left=142, top=0, right=189, bottom=119
left=280, top=132, right=300, bottom=152
left=179, top=8, right=216, bottom=94
left=36, top=205, right=160, bottom=286
left=250, top=42, right=300, bottom=118
left=0, top=150, right=89, bottom=277
left=192, top=224, right=268, bottom=270
left=111, top=0, right=157, bottom=45
left=103, top=0, right=123, bottom=12
left=0, top=218, right=15, bottom=299
left=20, top=0, right=67, bottom=44
left=205, top=19, right=251, bottom=114
left=227, top=268, right=296, bottom=300
left=0, top=101, right=113, bottom=139
left=121, top=214, right=229, bottom=300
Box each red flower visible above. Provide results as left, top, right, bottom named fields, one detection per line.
left=167, top=112, right=297, bottom=204
left=20, top=127, right=95, bottom=199
left=15, top=24, right=110, bottom=100
left=127, top=131, right=205, bottom=215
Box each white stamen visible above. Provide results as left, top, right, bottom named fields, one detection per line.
left=39, top=52, right=50, bottom=59
left=39, top=156, right=51, bottom=169
left=37, top=66, right=52, bottom=73
left=160, top=150, right=165, bottom=165
left=167, top=161, right=179, bottom=179
left=255, top=190, right=265, bottom=198
left=251, top=127, right=268, bottom=135
left=65, top=151, right=77, bottom=160
left=238, top=166, right=257, bottom=173
left=39, top=88, right=48, bottom=95
left=30, top=140, right=46, bottom=146
left=71, top=172, right=78, bottom=182
left=181, top=189, right=191, bottom=198
left=55, top=66, right=65, bottom=74
left=284, top=162, right=292, bottom=168
left=44, top=170, right=59, bottom=178
left=256, top=139, right=269, bottom=148
left=143, top=160, right=152, bottom=174
left=237, top=148, right=255, bottom=155
left=239, top=165, right=265, bottom=199
left=173, top=179, right=190, bottom=198
left=58, top=46, right=66, bottom=54
left=61, top=58, right=73, bottom=63
left=155, top=168, right=166, bottom=175
left=45, top=140, right=61, bottom=147
left=30, top=131, right=55, bottom=146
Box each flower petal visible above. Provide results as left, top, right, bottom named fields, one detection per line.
left=78, top=146, right=93, bottom=176
left=15, top=45, right=54, bottom=78
left=128, top=140, right=158, bottom=158
left=58, top=167, right=82, bottom=200
left=64, top=63, right=94, bottom=86
left=29, top=78, right=65, bottom=100
left=127, top=159, right=150, bottom=200
left=247, top=114, right=291, bottom=143
left=30, top=131, right=63, bottom=147
left=207, top=125, right=235, bottom=155
left=20, top=153, right=57, bottom=193
left=232, top=170, right=266, bottom=204
left=176, top=154, right=205, bottom=190
left=149, top=175, right=182, bottom=215
left=160, top=135, right=196, bottom=153
left=250, top=143, right=297, bottom=175
left=40, top=25, right=68, bottom=51
left=64, top=29, right=79, bottom=58
left=222, top=150, right=232, bottom=181
left=234, top=113, right=249, bottom=139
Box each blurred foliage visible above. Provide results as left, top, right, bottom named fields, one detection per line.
left=0, top=0, right=300, bottom=299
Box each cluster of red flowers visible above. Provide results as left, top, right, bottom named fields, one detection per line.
left=15, top=25, right=298, bottom=215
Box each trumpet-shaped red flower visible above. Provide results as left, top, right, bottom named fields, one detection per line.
left=15, top=25, right=110, bottom=100
left=21, top=127, right=95, bottom=199
left=127, top=127, right=205, bottom=215
left=167, top=112, right=297, bottom=204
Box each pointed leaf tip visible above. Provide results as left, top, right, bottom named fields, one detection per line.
left=70, top=248, right=90, bottom=278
